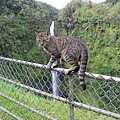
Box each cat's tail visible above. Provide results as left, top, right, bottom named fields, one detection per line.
left=78, top=48, right=88, bottom=90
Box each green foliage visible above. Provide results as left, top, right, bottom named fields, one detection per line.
left=0, top=80, right=116, bottom=120
left=0, top=0, right=119, bottom=77
left=105, top=0, right=120, bottom=5
left=0, top=0, right=58, bottom=62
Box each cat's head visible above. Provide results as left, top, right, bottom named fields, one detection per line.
left=34, top=29, right=50, bottom=46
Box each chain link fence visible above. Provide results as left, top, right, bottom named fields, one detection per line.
left=0, top=57, right=120, bottom=120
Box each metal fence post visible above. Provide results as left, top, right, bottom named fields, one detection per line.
left=69, top=76, right=74, bottom=120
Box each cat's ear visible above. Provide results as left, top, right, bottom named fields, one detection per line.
left=44, top=29, right=50, bottom=36
left=34, top=31, right=39, bottom=36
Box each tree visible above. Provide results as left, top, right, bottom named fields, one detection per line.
left=58, top=0, right=81, bottom=35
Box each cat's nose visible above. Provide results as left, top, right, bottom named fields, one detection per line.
left=40, top=41, right=43, bottom=45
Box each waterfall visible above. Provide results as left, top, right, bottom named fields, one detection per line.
left=50, top=21, right=61, bottom=96
left=50, top=21, right=55, bottom=36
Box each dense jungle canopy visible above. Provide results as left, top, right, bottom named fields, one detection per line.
left=0, top=0, right=120, bottom=77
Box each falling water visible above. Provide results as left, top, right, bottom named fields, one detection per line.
left=50, top=21, right=55, bottom=36
left=50, top=21, right=61, bottom=96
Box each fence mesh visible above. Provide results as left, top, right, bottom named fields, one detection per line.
left=0, top=57, right=120, bottom=120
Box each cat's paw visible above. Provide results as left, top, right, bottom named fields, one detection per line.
left=65, top=70, right=71, bottom=75
left=46, top=64, right=51, bottom=69
left=52, top=64, right=58, bottom=68
left=46, top=65, right=51, bottom=69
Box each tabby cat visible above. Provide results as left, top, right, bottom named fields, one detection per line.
left=34, top=29, right=88, bottom=90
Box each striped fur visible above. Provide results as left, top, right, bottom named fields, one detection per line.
left=34, top=29, right=88, bottom=90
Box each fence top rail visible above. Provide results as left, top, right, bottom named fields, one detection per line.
left=0, top=56, right=120, bottom=82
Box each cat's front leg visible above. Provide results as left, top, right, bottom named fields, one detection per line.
left=52, top=58, right=60, bottom=68
left=46, top=62, right=53, bottom=69
left=46, top=55, right=57, bottom=69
